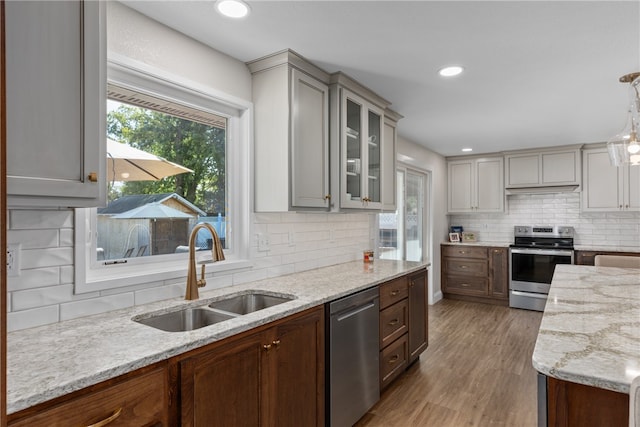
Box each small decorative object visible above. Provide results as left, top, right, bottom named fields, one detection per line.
left=450, top=225, right=464, bottom=234
left=363, top=249, right=374, bottom=263
left=449, top=232, right=460, bottom=243
left=462, top=231, right=478, bottom=242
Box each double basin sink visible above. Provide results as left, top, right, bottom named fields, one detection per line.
left=133, top=291, right=295, bottom=332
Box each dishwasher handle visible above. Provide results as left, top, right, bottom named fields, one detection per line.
left=335, top=301, right=376, bottom=322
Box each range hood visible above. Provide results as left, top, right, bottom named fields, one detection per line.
left=505, top=185, right=580, bottom=195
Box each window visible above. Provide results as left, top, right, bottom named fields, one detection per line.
left=377, top=167, right=429, bottom=262
left=75, top=59, right=251, bottom=293
left=101, top=87, right=227, bottom=261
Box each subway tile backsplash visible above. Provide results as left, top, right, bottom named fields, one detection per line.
left=448, top=193, right=640, bottom=249
left=7, top=209, right=373, bottom=332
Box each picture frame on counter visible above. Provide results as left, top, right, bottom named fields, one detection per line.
left=449, top=232, right=460, bottom=242
left=462, top=231, right=478, bottom=242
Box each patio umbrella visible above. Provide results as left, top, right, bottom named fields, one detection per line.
left=111, top=203, right=195, bottom=219
left=107, top=138, right=193, bottom=181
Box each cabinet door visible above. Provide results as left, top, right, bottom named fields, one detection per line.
left=381, top=118, right=397, bottom=211
left=488, top=247, right=509, bottom=299
left=582, top=148, right=622, bottom=211
left=180, top=332, right=265, bottom=426
left=542, top=151, right=579, bottom=185
left=5, top=0, right=105, bottom=207
left=448, top=160, right=474, bottom=212
left=506, top=154, right=539, bottom=186
left=268, top=307, right=324, bottom=427
left=623, top=162, right=640, bottom=211
left=408, top=270, right=428, bottom=362
left=475, top=157, right=504, bottom=212
left=366, top=108, right=383, bottom=206
left=290, top=69, right=330, bottom=209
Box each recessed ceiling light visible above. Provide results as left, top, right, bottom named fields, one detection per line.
left=462, top=148, right=473, bottom=152
left=216, top=0, right=250, bottom=18
left=438, top=66, right=464, bottom=77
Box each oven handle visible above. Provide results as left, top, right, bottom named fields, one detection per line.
left=510, top=248, right=574, bottom=257
left=511, top=290, right=548, bottom=300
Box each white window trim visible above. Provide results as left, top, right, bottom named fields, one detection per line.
left=75, top=55, right=253, bottom=294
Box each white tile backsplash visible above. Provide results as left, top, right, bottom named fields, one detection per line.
left=449, top=192, right=640, bottom=249
left=7, top=209, right=373, bottom=331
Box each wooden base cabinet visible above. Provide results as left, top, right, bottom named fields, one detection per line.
left=8, top=364, right=170, bottom=427
left=545, top=376, right=628, bottom=427
left=441, top=244, right=509, bottom=305
left=179, top=306, right=324, bottom=427
left=379, top=269, right=429, bottom=389
left=575, top=250, right=640, bottom=265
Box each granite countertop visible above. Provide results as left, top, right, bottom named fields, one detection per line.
left=7, top=259, right=427, bottom=415
left=532, top=264, right=640, bottom=394
left=441, top=241, right=510, bottom=247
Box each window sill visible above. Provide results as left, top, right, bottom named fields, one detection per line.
left=77, top=258, right=253, bottom=294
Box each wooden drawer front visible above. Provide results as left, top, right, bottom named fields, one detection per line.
left=379, top=276, right=408, bottom=309
left=9, top=367, right=168, bottom=427
left=380, top=334, right=408, bottom=389
left=380, top=300, right=408, bottom=349
left=444, top=276, right=488, bottom=296
left=442, top=245, right=487, bottom=259
left=445, top=258, right=487, bottom=277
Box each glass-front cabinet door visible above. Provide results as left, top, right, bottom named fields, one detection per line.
left=341, top=89, right=384, bottom=209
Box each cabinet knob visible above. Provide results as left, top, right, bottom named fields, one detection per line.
left=87, top=172, right=98, bottom=182
left=324, top=194, right=331, bottom=201
left=390, top=290, right=399, bottom=296
left=388, top=318, right=399, bottom=326
left=263, top=344, right=272, bottom=351
left=272, top=339, right=281, bottom=347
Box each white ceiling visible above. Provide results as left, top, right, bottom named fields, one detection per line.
left=121, top=0, right=640, bottom=157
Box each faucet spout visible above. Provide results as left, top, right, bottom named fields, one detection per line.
left=185, top=222, right=225, bottom=300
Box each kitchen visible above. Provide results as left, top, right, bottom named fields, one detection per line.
left=1, top=1, right=640, bottom=426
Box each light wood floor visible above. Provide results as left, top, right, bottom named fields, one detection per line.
left=356, top=299, right=543, bottom=427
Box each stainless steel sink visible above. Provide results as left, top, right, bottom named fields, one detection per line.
left=134, top=307, right=234, bottom=332
left=208, top=292, right=294, bottom=315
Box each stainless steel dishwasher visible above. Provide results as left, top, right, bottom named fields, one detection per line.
left=327, top=286, right=380, bottom=427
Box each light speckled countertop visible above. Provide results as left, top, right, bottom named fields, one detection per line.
left=7, top=260, right=427, bottom=414
left=532, top=264, right=640, bottom=394
left=441, top=241, right=510, bottom=247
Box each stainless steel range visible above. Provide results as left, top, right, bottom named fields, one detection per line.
left=509, top=225, right=574, bottom=311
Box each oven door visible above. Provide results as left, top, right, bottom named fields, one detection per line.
left=510, top=248, right=574, bottom=293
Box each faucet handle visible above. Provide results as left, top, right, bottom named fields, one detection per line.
left=197, top=264, right=207, bottom=288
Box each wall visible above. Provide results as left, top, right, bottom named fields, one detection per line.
left=396, top=136, right=448, bottom=304
left=449, top=192, right=640, bottom=250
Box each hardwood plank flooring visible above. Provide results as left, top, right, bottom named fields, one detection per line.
left=356, top=299, right=543, bottom=427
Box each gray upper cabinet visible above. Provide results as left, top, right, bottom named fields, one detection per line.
left=6, top=0, right=106, bottom=207
left=504, top=146, right=581, bottom=192
left=582, top=146, right=640, bottom=212
left=448, top=157, right=504, bottom=213
left=330, top=73, right=397, bottom=211
left=249, top=50, right=331, bottom=212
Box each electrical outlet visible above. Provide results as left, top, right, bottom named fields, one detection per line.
left=257, top=233, right=270, bottom=252
left=7, top=244, right=21, bottom=277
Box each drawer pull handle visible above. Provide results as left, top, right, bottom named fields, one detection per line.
left=461, top=283, right=470, bottom=287
left=388, top=355, right=400, bottom=364
left=87, top=408, right=122, bottom=427
left=460, top=265, right=468, bottom=269
left=388, top=319, right=399, bottom=326
left=390, top=290, right=399, bottom=296
left=458, top=251, right=467, bottom=254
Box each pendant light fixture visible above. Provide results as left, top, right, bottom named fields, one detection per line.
left=607, top=72, right=640, bottom=167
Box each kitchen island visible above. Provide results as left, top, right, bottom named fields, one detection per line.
left=532, top=264, right=640, bottom=426
left=6, top=259, right=427, bottom=419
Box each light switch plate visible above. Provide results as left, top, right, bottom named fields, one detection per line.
left=7, top=244, right=21, bottom=277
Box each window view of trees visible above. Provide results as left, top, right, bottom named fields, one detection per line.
left=107, top=102, right=226, bottom=214
left=96, top=100, right=227, bottom=261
